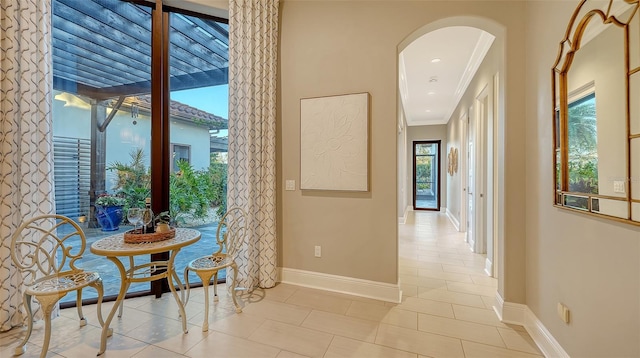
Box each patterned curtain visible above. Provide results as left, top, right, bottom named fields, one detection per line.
left=227, top=0, right=279, bottom=290
left=0, top=0, right=55, bottom=332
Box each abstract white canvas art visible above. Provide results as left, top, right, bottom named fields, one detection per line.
left=300, top=92, right=369, bottom=191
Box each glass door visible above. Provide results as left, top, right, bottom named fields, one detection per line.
left=167, top=10, right=229, bottom=286
left=52, top=0, right=154, bottom=303
left=413, top=141, right=440, bottom=211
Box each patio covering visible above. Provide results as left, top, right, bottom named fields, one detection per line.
left=52, top=0, right=229, bottom=101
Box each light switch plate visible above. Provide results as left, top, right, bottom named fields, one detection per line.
left=613, top=180, right=626, bottom=194
left=285, top=180, right=296, bottom=191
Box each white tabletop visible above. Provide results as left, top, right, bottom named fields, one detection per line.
left=90, top=228, right=201, bottom=257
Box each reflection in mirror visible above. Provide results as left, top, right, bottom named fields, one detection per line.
left=567, top=91, right=598, bottom=194
left=632, top=72, right=640, bottom=135
left=564, top=194, right=589, bottom=211
left=632, top=138, right=640, bottom=200
left=553, top=0, right=639, bottom=225
left=592, top=197, right=629, bottom=219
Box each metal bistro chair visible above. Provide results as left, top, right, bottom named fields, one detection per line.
left=183, top=207, right=246, bottom=331
left=10, top=214, right=105, bottom=358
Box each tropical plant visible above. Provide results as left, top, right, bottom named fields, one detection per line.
left=567, top=94, right=599, bottom=194
left=107, top=149, right=227, bottom=226
left=95, top=193, right=126, bottom=207
left=107, top=148, right=151, bottom=209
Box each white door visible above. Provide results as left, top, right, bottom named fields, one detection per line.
left=467, top=114, right=475, bottom=249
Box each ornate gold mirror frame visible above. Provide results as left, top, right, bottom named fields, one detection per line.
left=552, top=0, right=640, bottom=226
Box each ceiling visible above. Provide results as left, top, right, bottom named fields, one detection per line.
left=399, top=26, right=495, bottom=127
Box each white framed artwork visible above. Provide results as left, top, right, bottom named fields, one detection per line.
left=300, top=92, right=369, bottom=191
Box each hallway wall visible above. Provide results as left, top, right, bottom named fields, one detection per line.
left=278, top=0, right=526, bottom=301
left=525, top=2, right=640, bottom=356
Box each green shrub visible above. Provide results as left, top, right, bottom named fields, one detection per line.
left=107, top=149, right=227, bottom=226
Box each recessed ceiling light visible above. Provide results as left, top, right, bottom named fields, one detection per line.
left=427, top=91, right=436, bottom=95
left=431, top=58, right=441, bottom=63
left=425, top=109, right=431, bottom=113
left=429, top=76, right=438, bottom=83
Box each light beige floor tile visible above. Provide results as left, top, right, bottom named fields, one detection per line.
left=301, top=310, right=378, bottom=343
left=201, top=311, right=266, bottom=338
left=481, top=295, right=496, bottom=309
left=417, top=288, right=485, bottom=308
left=442, top=264, right=486, bottom=275
left=324, top=336, right=418, bottom=358
left=276, top=350, right=310, bottom=358
left=346, top=301, right=418, bottom=330
left=400, top=283, right=418, bottom=298
left=399, top=266, right=419, bottom=276
left=187, top=305, right=239, bottom=330
left=37, top=322, right=146, bottom=358
left=284, top=289, right=352, bottom=315
left=375, top=323, right=464, bottom=358
left=0, top=326, right=63, bottom=358
left=463, top=260, right=488, bottom=269
left=446, top=282, right=496, bottom=297
left=497, top=327, right=544, bottom=355
left=400, top=275, right=448, bottom=289
left=469, top=274, right=498, bottom=287
left=400, top=259, right=444, bottom=271
left=0, top=341, right=63, bottom=358
left=185, top=331, right=280, bottom=358
left=452, top=304, right=525, bottom=331
left=241, top=298, right=311, bottom=325
left=417, top=313, right=505, bottom=347
left=132, top=345, right=189, bottom=357
left=248, top=320, right=333, bottom=358
left=262, top=283, right=300, bottom=302
left=461, top=340, right=544, bottom=358
left=417, top=256, right=465, bottom=266
left=15, top=316, right=89, bottom=350
left=395, top=297, right=454, bottom=318
left=125, top=317, right=208, bottom=354
left=417, top=269, right=474, bottom=283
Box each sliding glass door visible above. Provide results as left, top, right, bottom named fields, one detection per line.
left=51, top=0, right=229, bottom=304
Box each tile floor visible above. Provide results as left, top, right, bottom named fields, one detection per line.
left=0, top=211, right=543, bottom=357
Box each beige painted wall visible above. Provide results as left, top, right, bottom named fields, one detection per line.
left=526, top=1, right=640, bottom=356
left=406, top=125, right=448, bottom=210
left=279, top=0, right=526, bottom=298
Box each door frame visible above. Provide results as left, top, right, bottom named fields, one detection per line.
left=412, top=140, right=441, bottom=211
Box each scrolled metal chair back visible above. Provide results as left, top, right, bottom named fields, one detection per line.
left=10, top=214, right=87, bottom=286
left=215, top=207, right=247, bottom=258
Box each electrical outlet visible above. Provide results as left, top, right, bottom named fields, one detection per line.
left=314, top=245, right=321, bottom=257
left=285, top=180, right=296, bottom=191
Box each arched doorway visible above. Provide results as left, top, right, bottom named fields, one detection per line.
left=397, top=15, right=506, bottom=307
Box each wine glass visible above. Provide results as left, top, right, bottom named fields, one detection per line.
left=127, top=208, right=142, bottom=233
left=141, top=208, right=154, bottom=234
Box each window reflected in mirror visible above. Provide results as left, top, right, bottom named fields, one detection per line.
left=552, top=0, right=639, bottom=226
left=567, top=92, right=598, bottom=194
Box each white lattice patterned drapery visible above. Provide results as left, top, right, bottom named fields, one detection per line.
left=227, top=0, right=279, bottom=291
left=0, top=0, right=56, bottom=332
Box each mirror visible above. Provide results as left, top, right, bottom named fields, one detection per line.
left=553, top=0, right=640, bottom=226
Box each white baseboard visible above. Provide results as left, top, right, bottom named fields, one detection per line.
left=279, top=268, right=402, bottom=303
left=484, top=258, right=493, bottom=277
left=494, top=292, right=569, bottom=358
left=446, top=208, right=460, bottom=231
left=399, top=206, right=412, bottom=225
